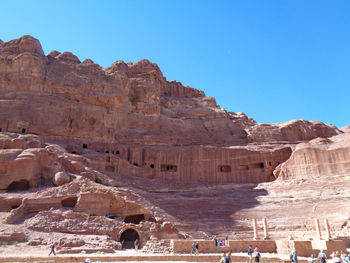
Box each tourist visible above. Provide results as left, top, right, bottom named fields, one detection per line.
left=49, top=242, right=56, bottom=256
left=225, top=235, right=228, bottom=246
left=340, top=252, right=348, bottom=263
left=134, top=238, right=139, bottom=251
left=343, top=253, right=350, bottom=263
left=214, top=235, right=218, bottom=246
left=290, top=249, right=298, bottom=263
left=226, top=251, right=232, bottom=263
left=331, top=251, right=341, bottom=263
left=248, top=245, right=253, bottom=263
left=195, top=241, right=199, bottom=254
left=220, top=253, right=227, bottom=263
left=84, top=259, right=92, bottom=263
left=254, top=247, right=260, bottom=262
left=318, top=250, right=327, bottom=263
left=191, top=242, right=196, bottom=255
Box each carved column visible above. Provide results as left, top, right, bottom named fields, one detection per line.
left=253, top=218, right=259, bottom=240
left=315, top=219, right=322, bottom=239
left=324, top=219, right=331, bottom=240
left=263, top=218, right=269, bottom=240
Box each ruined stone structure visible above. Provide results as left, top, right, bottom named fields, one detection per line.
left=0, top=35, right=349, bottom=254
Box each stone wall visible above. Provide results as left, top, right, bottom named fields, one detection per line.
left=172, top=239, right=277, bottom=253
left=173, top=239, right=349, bottom=257
left=275, top=239, right=349, bottom=257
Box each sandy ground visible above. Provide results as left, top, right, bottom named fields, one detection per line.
left=0, top=244, right=292, bottom=263
left=0, top=243, right=297, bottom=263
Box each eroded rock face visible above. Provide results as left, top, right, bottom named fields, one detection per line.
left=0, top=35, right=349, bottom=253
left=0, top=35, right=341, bottom=146
left=275, top=132, right=350, bottom=180
left=246, top=120, right=340, bottom=143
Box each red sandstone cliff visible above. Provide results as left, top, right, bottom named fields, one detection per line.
left=0, top=35, right=349, bottom=252
left=275, top=131, right=350, bottom=180
left=0, top=35, right=341, bottom=146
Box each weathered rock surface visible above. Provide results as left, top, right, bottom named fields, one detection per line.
left=0, top=35, right=349, bottom=253
left=0, top=35, right=341, bottom=146
left=53, top=171, right=71, bottom=186
left=275, top=132, right=350, bottom=180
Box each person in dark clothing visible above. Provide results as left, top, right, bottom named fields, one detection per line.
left=290, top=250, right=298, bottom=263
left=248, top=245, right=253, bottom=263
left=254, top=247, right=260, bottom=262
left=318, top=250, right=327, bottom=263
left=195, top=242, right=199, bottom=254
left=213, top=236, right=217, bottom=246
left=49, top=243, right=56, bottom=256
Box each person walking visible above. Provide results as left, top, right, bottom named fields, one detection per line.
left=247, top=245, right=253, bottom=263
left=226, top=251, right=232, bottom=263
left=49, top=242, right=56, bottom=256
left=220, top=253, right=227, bottom=263
left=190, top=242, right=196, bottom=255
left=195, top=242, right=199, bottom=255
left=290, top=249, right=298, bottom=263
left=134, top=238, right=139, bottom=251
left=318, top=250, right=327, bottom=263
left=254, top=247, right=261, bottom=262
left=213, top=236, right=218, bottom=246
left=344, top=253, right=350, bottom=263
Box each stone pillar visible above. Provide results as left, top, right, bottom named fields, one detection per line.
left=253, top=218, right=259, bottom=240
left=315, top=219, right=322, bottom=239
left=263, top=218, right=269, bottom=240
left=324, top=219, right=331, bottom=240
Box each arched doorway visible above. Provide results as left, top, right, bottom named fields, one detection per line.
left=120, top=228, right=139, bottom=249
left=7, top=180, right=30, bottom=191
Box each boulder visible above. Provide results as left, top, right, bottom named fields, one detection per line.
left=53, top=172, right=71, bottom=186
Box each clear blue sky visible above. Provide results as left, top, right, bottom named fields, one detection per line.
left=1, top=0, right=349, bottom=128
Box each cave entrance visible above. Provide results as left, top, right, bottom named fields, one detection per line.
left=61, top=196, right=78, bottom=207
left=120, top=228, right=139, bottom=249
left=7, top=180, right=30, bottom=191
left=124, top=214, right=145, bottom=224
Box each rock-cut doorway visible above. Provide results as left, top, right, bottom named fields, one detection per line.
left=120, top=228, right=139, bottom=249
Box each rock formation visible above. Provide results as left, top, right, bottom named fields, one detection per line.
left=0, top=35, right=349, bottom=253
left=0, top=35, right=340, bottom=146
left=275, top=131, right=350, bottom=180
